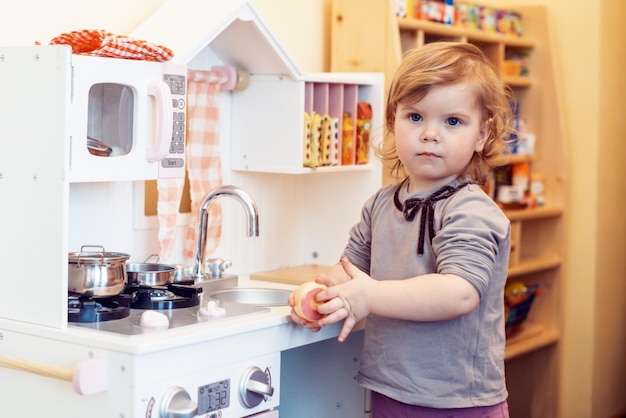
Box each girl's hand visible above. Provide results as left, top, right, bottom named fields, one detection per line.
left=316, top=257, right=376, bottom=342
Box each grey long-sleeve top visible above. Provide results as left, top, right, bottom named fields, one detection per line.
left=343, top=177, right=510, bottom=408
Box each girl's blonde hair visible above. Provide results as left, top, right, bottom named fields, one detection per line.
left=377, top=42, right=516, bottom=184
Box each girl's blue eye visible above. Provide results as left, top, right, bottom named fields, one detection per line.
left=447, top=117, right=461, bottom=126
left=409, top=113, right=422, bottom=122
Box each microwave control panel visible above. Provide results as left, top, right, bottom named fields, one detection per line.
left=160, top=64, right=187, bottom=179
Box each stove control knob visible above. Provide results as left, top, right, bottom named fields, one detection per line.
left=239, top=366, right=275, bottom=408
left=159, top=386, right=198, bottom=418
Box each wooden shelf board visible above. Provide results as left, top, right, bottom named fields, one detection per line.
left=398, top=18, right=535, bottom=47
left=505, top=205, right=563, bottom=221
left=505, top=322, right=559, bottom=360
left=493, top=153, right=532, bottom=166
left=503, top=75, right=533, bottom=87
left=508, top=254, right=561, bottom=277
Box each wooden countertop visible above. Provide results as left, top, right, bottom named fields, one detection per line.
left=249, top=264, right=332, bottom=286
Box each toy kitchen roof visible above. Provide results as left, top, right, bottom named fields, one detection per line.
left=131, top=0, right=302, bottom=79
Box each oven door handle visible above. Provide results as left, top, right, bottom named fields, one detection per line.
left=0, top=354, right=109, bottom=395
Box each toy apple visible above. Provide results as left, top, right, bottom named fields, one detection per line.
left=293, top=282, right=328, bottom=322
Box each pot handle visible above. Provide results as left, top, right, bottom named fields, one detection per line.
left=0, top=355, right=109, bottom=395
left=78, top=245, right=105, bottom=265
left=143, top=253, right=160, bottom=263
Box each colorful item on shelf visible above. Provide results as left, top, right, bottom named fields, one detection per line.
left=493, top=165, right=519, bottom=209
left=529, top=173, right=546, bottom=207
left=356, top=102, right=372, bottom=165
left=395, top=0, right=408, bottom=17
left=341, top=112, right=355, bottom=165
left=504, top=50, right=530, bottom=77
left=504, top=282, right=541, bottom=338
left=512, top=161, right=530, bottom=195
left=502, top=60, right=522, bottom=77
left=49, top=29, right=173, bottom=61
left=509, top=11, right=523, bottom=36
left=302, top=112, right=313, bottom=167
left=454, top=2, right=467, bottom=27
left=310, top=112, right=323, bottom=167
left=400, top=0, right=455, bottom=23
left=478, top=5, right=497, bottom=32
left=329, top=117, right=340, bottom=166
left=492, top=162, right=544, bottom=209
left=303, top=112, right=333, bottom=168
left=302, top=112, right=323, bottom=168
left=443, top=0, right=455, bottom=24
left=505, top=100, right=520, bottom=153
left=495, top=9, right=510, bottom=34
left=320, top=114, right=333, bottom=166
left=402, top=1, right=523, bottom=36
left=465, top=3, right=480, bottom=30
left=514, top=118, right=536, bottom=156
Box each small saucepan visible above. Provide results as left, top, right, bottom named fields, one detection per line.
left=126, top=254, right=175, bottom=286
left=68, top=245, right=130, bottom=297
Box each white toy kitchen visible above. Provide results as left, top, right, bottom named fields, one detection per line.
left=0, top=0, right=383, bottom=417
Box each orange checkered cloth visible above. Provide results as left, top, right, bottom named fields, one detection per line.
left=183, top=70, right=230, bottom=260
left=49, top=29, right=173, bottom=62
left=157, top=177, right=185, bottom=263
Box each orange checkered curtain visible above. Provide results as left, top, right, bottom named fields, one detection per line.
left=183, top=70, right=229, bottom=261
left=156, top=177, right=185, bottom=262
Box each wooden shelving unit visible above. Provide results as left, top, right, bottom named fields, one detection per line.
left=331, top=2, right=567, bottom=417
left=505, top=322, right=560, bottom=359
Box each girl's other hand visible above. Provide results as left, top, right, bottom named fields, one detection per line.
left=317, top=257, right=376, bottom=342
left=288, top=274, right=334, bottom=332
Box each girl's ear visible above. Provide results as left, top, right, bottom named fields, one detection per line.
left=475, top=118, right=491, bottom=152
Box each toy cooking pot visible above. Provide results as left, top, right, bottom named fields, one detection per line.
left=126, top=255, right=176, bottom=286
left=68, top=245, right=130, bottom=297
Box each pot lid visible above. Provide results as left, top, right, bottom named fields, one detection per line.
left=68, top=250, right=130, bottom=264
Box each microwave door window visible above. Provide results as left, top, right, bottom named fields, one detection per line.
left=87, top=83, right=134, bottom=157
left=118, top=86, right=133, bottom=154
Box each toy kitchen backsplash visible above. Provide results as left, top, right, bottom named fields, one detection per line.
left=65, top=63, right=384, bottom=279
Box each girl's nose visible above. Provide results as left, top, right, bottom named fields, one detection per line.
left=420, top=123, right=439, bottom=142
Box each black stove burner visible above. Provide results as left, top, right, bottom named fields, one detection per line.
left=68, top=294, right=132, bottom=323
left=123, top=281, right=201, bottom=310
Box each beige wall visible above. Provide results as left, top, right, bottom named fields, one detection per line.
left=596, top=1, right=626, bottom=417
left=2, top=1, right=625, bottom=417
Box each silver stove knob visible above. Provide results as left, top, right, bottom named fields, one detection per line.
left=239, top=366, right=275, bottom=408
left=160, top=386, right=198, bottom=418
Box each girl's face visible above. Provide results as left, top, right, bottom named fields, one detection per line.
left=394, top=82, right=489, bottom=193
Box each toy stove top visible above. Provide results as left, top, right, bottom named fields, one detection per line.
left=123, top=281, right=202, bottom=310
left=68, top=282, right=268, bottom=336
left=68, top=281, right=201, bottom=323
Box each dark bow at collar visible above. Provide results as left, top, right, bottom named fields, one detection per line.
left=393, top=178, right=472, bottom=256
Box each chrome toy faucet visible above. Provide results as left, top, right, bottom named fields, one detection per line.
left=190, top=185, right=259, bottom=279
